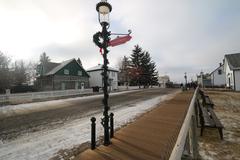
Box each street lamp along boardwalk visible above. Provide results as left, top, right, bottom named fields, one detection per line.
left=93, top=0, right=132, bottom=147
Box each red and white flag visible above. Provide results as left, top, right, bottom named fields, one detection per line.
left=109, top=35, right=132, bottom=47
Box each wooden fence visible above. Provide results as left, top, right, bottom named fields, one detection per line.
left=0, top=89, right=93, bottom=104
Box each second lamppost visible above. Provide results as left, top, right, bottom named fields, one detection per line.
left=95, top=0, right=112, bottom=146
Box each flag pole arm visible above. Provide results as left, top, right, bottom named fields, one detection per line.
left=110, top=30, right=132, bottom=36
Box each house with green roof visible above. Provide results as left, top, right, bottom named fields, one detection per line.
left=224, top=53, right=240, bottom=91
left=36, top=58, right=89, bottom=91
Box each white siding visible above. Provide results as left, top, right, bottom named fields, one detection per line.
left=211, top=65, right=225, bottom=86
left=108, top=71, right=118, bottom=90
left=87, top=70, right=118, bottom=90
left=224, top=58, right=234, bottom=88
left=235, top=70, right=240, bottom=91
left=88, top=71, right=103, bottom=87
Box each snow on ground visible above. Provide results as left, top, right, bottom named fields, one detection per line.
left=0, top=90, right=138, bottom=119
left=0, top=91, right=178, bottom=160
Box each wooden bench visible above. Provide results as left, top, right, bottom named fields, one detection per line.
left=195, top=99, right=224, bottom=140
left=198, top=89, right=214, bottom=108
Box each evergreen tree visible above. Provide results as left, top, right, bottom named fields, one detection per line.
left=149, top=62, right=159, bottom=86
left=129, top=45, right=159, bottom=87
left=40, top=52, right=50, bottom=64
left=131, top=45, right=144, bottom=68
left=130, top=45, right=144, bottom=87
left=140, top=51, right=152, bottom=87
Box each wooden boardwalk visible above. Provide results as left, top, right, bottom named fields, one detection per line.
left=75, top=91, right=193, bottom=160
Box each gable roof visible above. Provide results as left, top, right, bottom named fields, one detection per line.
left=210, top=64, right=223, bottom=75
left=225, top=53, right=240, bottom=70
left=43, top=58, right=89, bottom=77
left=46, top=59, right=74, bottom=75
left=41, top=62, right=60, bottom=75
left=87, top=64, right=119, bottom=72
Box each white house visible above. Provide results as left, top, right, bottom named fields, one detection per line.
left=158, top=75, right=170, bottom=88
left=224, top=53, right=240, bottom=91
left=197, top=72, right=211, bottom=87
left=210, top=63, right=226, bottom=87
left=87, top=64, right=119, bottom=91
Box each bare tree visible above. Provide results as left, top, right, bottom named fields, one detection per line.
left=26, top=62, right=37, bottom=85
left=118, top=56, right=132, bottom=86
left=0, top=51, right=11, bottom=93
left=13, top=60, right=27, bottom=85
left=38, top=52, right=51, bottom=75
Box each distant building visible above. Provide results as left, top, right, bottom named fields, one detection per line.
left=158, top=75, right=170, bottom=88
left=36, top=58, right=89, bottom=91
left=87, top=64, right=119, bottom=91
left=210, top=63, right=226, bottom=87
left=224, top=53, right=240, bottom=91
left=197, top=72, right=211, bottom=87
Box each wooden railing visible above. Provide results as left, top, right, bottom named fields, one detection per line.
left=169, top=87, right=199, bottom=160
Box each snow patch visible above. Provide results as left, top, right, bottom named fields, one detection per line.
left=0, top=91, right=178, bottom=160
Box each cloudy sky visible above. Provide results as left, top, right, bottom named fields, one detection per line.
left=0, top=0, right=240, bottom=82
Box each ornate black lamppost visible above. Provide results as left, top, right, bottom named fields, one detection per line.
left=94, top=0, right=112, bottom=146
left=184, top=72, right=187, bottom=88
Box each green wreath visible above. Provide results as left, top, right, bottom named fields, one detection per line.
left=93, top=32, right=104, bottom=48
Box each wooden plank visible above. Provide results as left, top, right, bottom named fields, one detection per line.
left=199, top=105, right=215, bottom=127
left=76, top=91, right=194, bottom=160
left=198, top=89, right=214, bottom=108
left=208, top=108, right=223, bottom=128
left=169, top=89, right=198, bottom=160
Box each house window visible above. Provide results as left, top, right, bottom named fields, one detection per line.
left=64, top=69, right=69, bottom=75
left=78, top=71, right=82, bottom=76
left=218, top=69, right=222, bottom=75
left=112, top=72, right=115, bottom=77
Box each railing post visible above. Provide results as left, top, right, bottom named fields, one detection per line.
left=91, top=117, right=96, bottom=150
left=110, top=113, right=114, bottom=138
left=191, top=115, right=198, bottom=159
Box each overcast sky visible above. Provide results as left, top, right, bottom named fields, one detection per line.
left=0, top=0, right=240, bottom=82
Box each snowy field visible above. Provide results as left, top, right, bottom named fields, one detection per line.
left=0, top=91, right=178, bottom=160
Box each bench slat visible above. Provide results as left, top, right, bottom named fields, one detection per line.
left=200, top=106, right=215, bottom=127
left=208, top=108, right=224, bottom=128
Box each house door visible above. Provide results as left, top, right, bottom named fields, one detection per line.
left=81, top=82, right=84, bottom=91
left=61, top=82, right=65, bottom=90
left=228, top=77, right=231, bottom=89
left=75, top=82, right=79, bottom=90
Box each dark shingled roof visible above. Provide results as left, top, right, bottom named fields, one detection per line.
left=225, top=53, right=240, bottom=70
left=39, top=59, right=89, bottom=77
left=44, top=62, right=60, bottom=74
left=46, top=59, right=74, bottom=75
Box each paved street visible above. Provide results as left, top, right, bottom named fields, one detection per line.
left=0, top=88, right=176, bottom=141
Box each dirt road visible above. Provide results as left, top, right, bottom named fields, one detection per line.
left=0, top=88, right=176, bottom=142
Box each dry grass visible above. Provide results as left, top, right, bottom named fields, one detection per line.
left=198, top=90, right=240, bottom=160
